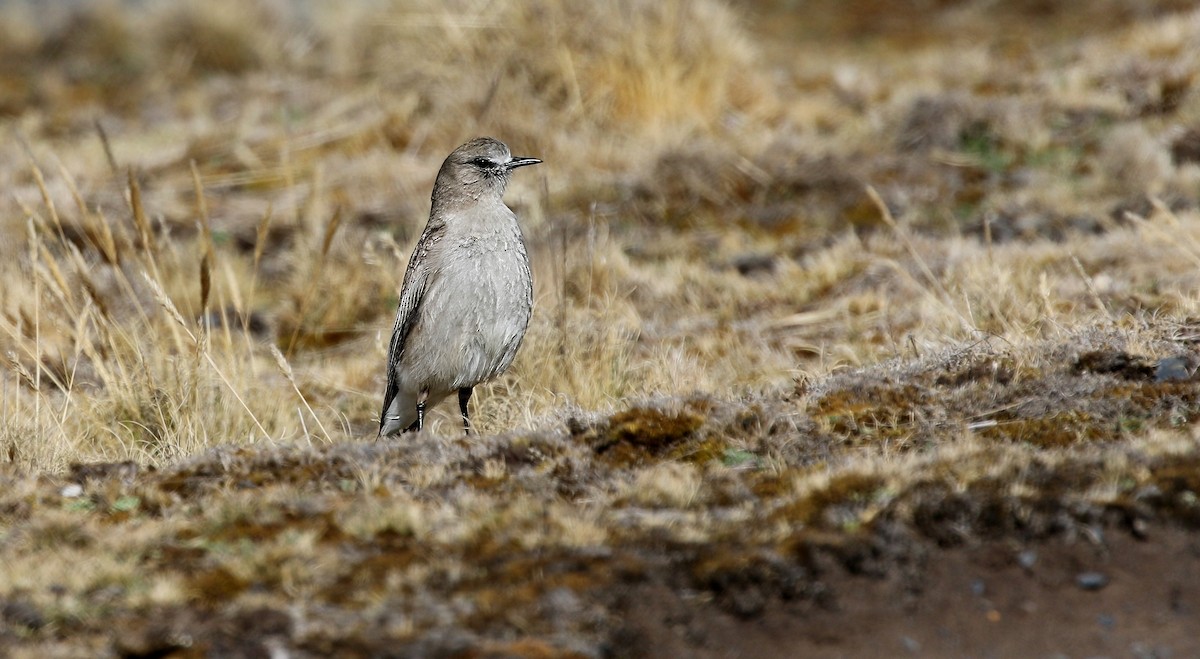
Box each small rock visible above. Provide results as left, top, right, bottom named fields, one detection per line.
left=1076, top=571, right=1109, bottom=591
left=970, top=579, right=986, bottom=596
left=1130, top=517, right=1149, bottom=540
left=1155, top=356, right=1196, bottom=382
left=60, top=483, right=84, bottom=498
left=1018, top=550, right=1038, bottom=570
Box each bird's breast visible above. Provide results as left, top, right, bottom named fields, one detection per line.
left=408, top=225, right=532, bottom=389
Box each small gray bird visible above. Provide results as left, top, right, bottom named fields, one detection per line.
left=378, top=137, right=541, bottom=437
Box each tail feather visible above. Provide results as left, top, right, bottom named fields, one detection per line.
left=379, top=390, right=450, bottom=436
left=379, top=391, right=418, bottom=437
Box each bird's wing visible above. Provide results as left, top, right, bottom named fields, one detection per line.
left=378, top=223, right=445, bottom=435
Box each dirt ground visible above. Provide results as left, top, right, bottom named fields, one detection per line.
left=614, top=526, right=1200, bottom=658
left=59, top=514, right=1200, bottom=658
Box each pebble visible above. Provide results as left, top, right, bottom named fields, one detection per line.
left=1018, top=550, right=1038, bottom=570
left=60, top=483, right=84, bottom=498
left=1076, top=571, right=1109, bottom=591
left=1156, top=356, right=1195, bottom=382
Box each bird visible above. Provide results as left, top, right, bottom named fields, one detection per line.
left=378, top=137, right=541, bottom=437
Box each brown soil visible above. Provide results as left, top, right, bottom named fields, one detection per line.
left=67, top=521, right=1200, bottom=657
left=613, top=526, right=1200, bottom=658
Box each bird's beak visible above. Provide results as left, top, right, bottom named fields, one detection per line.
left=506, top=157, right=542, bottom=170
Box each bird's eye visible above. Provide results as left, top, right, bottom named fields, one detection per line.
left=470, top=157, right=496, bottom=168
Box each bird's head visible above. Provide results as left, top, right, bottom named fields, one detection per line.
left=433, top=137, right=541, bottom=208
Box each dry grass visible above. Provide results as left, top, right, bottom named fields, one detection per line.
left=0, top=0, right=783, bottom=465
left=3, top=0, right=1200, bottom=655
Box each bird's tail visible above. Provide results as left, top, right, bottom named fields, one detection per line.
left=379, top=391, right=418, bottom=437
left=379, top=390, right=450, bottom=436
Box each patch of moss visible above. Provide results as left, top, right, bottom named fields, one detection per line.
left=1122, top=380, right=1200, bottom=417
left=1019, top=458, right=1104, bottom=497
left=143, top=541, right=210, bottom=584
left=812, top=384, right=929, bottom=446
left=748, top=472, right=794, bottom=500
left=976, top=377, right=1200, bottom=448
left=186, top=506, right=349, bottom=553
left=154, top=452, right=362, bottom=497
left=979, top=410, right=1104, bottom=448
left=688, top=546, right=815, bottom=617
left=959, top=121, right=1014, bottom=175
left=187, top=564, right=248, bottom=603
left=577, top=404, right=707, bottom=467
left=609, top=405, right=707, bottom=447
left=464, top=471, right=511, bottom=492
left=324, top=528, right=418, bottom=606
left=771, top=471, right=888, bottom=527
left=669, top=437, right=728, bottom=465
left=900, top=478, right=999, bottom=546
left=495, top=435, right=564, bottom=468
left=457, top=549, right=616, bottom=633
left=1153, top=461, right=1200, bottom=491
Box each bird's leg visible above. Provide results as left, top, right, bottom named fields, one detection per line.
left=403, top=406, right=425, bottom=433
left=405, top=389, right=429, bottom=433
left=458, top=387, right=473, bottom=435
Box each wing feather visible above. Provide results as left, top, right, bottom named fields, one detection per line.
left=378, top=222, right=445, bottom=435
